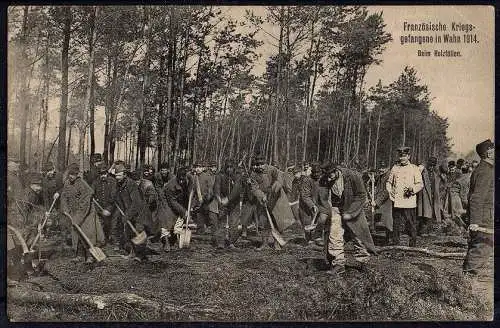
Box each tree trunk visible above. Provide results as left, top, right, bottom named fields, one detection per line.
left=19, top=6, right=30, bottom=166
left=402, top=110, right=406, bottom=147
left=373, top=108, right=381, bottom=168
left=165, top=7, right=177, bottom=168
left=366, top=110, right=372, bottom=168
left=66, top=124, right=72, bottom=166
left=57, top=6, right=72, bottom=172
left=273, top=7, right=284, bottom=165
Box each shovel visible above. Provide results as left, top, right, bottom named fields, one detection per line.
left=113, top=202, right=147, bottom=246
left=29, top=193, right=59, bottom=252
left=304, top=210, right=320, bottom=232
left=63, top=212, right=106, bottom=262
left=179, top=189, right=194, bottom=249
left=264, top=204, right=286, bottom=247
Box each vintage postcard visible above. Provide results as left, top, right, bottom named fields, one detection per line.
left=6, top=5, right=494, bottom=321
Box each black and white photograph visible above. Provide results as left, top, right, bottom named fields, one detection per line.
left=5, top=5, right=494, bottom=321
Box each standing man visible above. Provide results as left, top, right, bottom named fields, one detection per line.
left=416, top=157, right=442, bottom=236
left=91, top=161, right=119, bottom=249
left=214, top=160, right=237, bottom=248
left=463, top=139, right=494, bottom=275
left=84, top=153, right=104, bottom=185
left=196, top=162, right=219, bottom=236
left=61, top=163, right=105, bottom=263
left=323, top=163, right=378, bottom=274
left=372, top=164, right=393, bottom=245
left=386, top=147, right=424, bottom=247
left=154, top=162, right=174, bottom=190
left=114, top=163, right=153, bottom=260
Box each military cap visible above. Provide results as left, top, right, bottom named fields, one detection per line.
left=90, top=153, right=103, bottom=163
left=29, top=172, right=43, bottom=185
left=114, top=163, right=126, bottom=174
left=96, top=161, right=108, bottom=173
left=456, top=158, right=465, bottom=167
left=129, top=170, right=141, bottom=181
left=42, top=161, right=54, bottom=172
left=311, top=163, right=322, bottom=174
left=448, top=160, right=456, bottom=168
left=67, top=163, right=80, bottom=175
left=427, top=157, right=437, bottom=166
left=252, top=154, right=266, bottom=165
left=476, top=139, right=494, bottom=157
left=159, top=162, right=170, bottom=170
left=396, top=146, right=411, bottom=154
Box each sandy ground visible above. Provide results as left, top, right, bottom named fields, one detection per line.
left=7, top=225, right=494, bottom=322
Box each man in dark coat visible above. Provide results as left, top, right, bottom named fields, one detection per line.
left=195, top=162, right=219, bottom=236
left=416, top=157, right=442, bottom=236
left=162, top=167, right=193, bottom=248
left=234, top=154, right=294, bottom=250
left=61, top=163, right=105, bottom=262
left=298, top=163, right=330, bottom=243
left=91, top=161, right=119, bottom=248
left=114, top=163, right=153, bottom=259
left=214, top=160, right=238, bottom=248
left=41, top=161, right=64, bottom=210
left=84, top=153, right=103, bottom=185
left=463, top=139, right=494, bottom=275
left=154, top=162, right=174, bottom=190
left=372, top=165, right=393, bottom=244
left=323, top=163, right=378, bottom=274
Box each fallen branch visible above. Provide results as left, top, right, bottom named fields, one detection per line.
left=378, top=246, right=465, bottom=259
left=8, top=285, right=161, bottom=315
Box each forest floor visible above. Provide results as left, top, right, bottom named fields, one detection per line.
left=6, top=223, right=493, bottom=322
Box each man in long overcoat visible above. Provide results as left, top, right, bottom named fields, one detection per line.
left=114, top=163, right=153, bottom=258
left=91, top=161, right=119, bottom=248
left=61, top=163, right=105, bottom=262
left=323, top=163, right=378, bottom=274
left=416, top=157, right=442, bottom=235
left=463, top=139, right=494, bottom=275
left=373, top=165, right=393, bottom=244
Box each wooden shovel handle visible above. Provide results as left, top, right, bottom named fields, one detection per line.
left=64, top=212, right=95, bottom=250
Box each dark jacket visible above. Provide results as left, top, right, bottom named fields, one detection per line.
left=42, top=171, right=64, bottom=209
left=91, top=175, right=117, bottom=213
left=468, top=160, right=493, bottom=229
left=162, top=177, right=191, bottom=230
left=115, top=177, right=152, bottom=231
left=374, top=170, right=393, bottom=231
left=417, top=167, right=442, bottom=221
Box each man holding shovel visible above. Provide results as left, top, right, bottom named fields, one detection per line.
left=60, top=163, right=105, bottom=263
left=114, top=163, right=153, bottom=261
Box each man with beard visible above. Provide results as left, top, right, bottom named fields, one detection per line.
left=372, top=164, right=394, bottom=244
left=162, top=166, right=194, bottom=249
left=323, top=163, right=378, bottom=274
left=298, top=163, right=330, bottom=244
left=215, top=160, right=238, bottom=248
left=91, top=161, right=120, bottom=250
left=154, top=162, right=174, bottom=190
left=463, top=139, right=494, bottom=276
left=386, top=147, right=424, bottom=247
left=61, top=163, right=105, bottom=263
left=232, top=154, right=294, bottom=251
left=114, top=163, right=153, bottom=260
left=416, top=157, right=442, bottom=236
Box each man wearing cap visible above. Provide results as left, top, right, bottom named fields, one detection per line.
left=154, top=162, right=174, bottom=190
left=416, top=157, right=442, bottom=236
left=91, top=161, right=120, bottom=249
left=136, top=167, right=164, bottom=244
left=84, top=153, right=104, bottom=185
left=323, top=163, right=378, bottom=274
left=463, top=139, right=494, bottom=276
left=61, top=163, right=105, bottom=262
left=386, top=147, right=424, bottom=247
left=114, top=163, right=153, bottom=259
left=194, top=161, right=219, bottom=236
left=372, top=164, right=393, bottom=244
left=238, top=154, right=294, bottom=250
left=162, top=166, right=194, bottom=249
left=215, top=160, right=238, bottom=248
left=41, top=161, right=64, bottom=210
left=298, top=163, right=330, bottom=244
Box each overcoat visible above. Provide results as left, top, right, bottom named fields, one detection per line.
left=417, top=167, right=442, bottom=221
left=197, top=171, right=218, bottom=214
left=335, top=168, right=377, bottom=253
left=299, top=175, right=331, bottom=226
left=468, top=160, right=494, bottom=228
left=162, top=177, right=191, bottom=230
left=42, top=171, right=64, bottom=209
left=61, top=177, right=105, bottom=251
left=115, top=177, right=152, bottom=233
left=374, top=170, right=393, bottom=231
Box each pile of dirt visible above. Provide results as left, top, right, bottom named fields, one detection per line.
left=7, top=234, right=491, bottom=321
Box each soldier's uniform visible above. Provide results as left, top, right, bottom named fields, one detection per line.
left=91, top=162, right=119, bottom=247
left=60, top=163, right=105, bottom=262
left=193, top=164, right=218, bottom=234
left=214, top=160, right=238, bottom=248
left=84, top=153, right=103, bottom=185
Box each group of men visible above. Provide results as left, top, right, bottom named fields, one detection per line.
left=7, top=138, right=494, bottom=277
